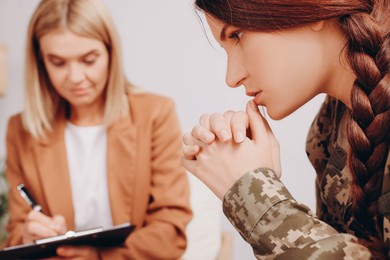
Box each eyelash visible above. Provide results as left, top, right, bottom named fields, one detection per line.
left=49, top=59, right=96, bottom=67
left=228, top=30, right=243, bottom=44
left=51, top=61, right=65, bottom=67
left=83, top=59, right=96, bottom=65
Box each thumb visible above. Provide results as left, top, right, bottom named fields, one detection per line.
left=52, top=215, right=67, bottom=233
left=246, top=101, right=281, bottom=178
left=181, top=157, right=198, bottom=176
left=245, top=100, right=270, bottom=143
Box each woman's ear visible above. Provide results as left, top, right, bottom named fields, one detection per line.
left=310, top=20, right=326, bottom=32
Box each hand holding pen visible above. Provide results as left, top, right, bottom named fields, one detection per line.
left=17, top=184, right=67, bottom=244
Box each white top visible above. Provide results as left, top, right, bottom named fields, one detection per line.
left=65, top=121, right=113, bottom=230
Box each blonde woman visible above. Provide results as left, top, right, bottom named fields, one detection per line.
left=5, top=0, right=192, bottom=259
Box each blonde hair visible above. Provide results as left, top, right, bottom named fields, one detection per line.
left=23, top=0, right=130, bottom=139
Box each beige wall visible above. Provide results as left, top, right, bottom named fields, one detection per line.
left=0, top=44, right=5, bottom=96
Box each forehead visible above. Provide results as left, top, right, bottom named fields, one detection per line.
left=39, top=29, right=105, bottom=57
left=205, top=14, right=228, bottom=43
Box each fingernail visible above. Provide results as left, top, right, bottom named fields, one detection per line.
left=203, top=133, right=214, bottom=142
left=190, top=145, right=199, bottom=153
left=235, top=131, right=245, bottom=143
left=220, top=130, right=231, bottom=142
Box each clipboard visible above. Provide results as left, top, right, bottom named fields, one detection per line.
left=0, top=222, right=135, bottom=259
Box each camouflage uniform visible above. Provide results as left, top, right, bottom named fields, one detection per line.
left=223, top=96, right=390, bottom=259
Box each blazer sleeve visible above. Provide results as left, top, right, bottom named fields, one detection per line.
left=99, top=99, right=192, bottom=259
left=5, top=116, right=29, bottom=246
left=223, top=168, right=372, bottom=259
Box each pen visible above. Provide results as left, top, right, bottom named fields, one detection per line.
left=17, top=183, right=42, bottom=213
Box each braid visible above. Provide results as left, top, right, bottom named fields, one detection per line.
left=339, top=0, right=390, bottom=257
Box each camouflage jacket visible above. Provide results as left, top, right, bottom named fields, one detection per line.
left=223, top=96, right=390, bottom=259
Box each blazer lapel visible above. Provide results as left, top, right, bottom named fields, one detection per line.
left=107, top=112, right=139, bottom=225
left=32, top=106, right=139, bottom=229
left=32, top=118, right=75, bottom=230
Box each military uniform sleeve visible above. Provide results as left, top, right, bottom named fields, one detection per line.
left=223, top=168, right=371, bottom=259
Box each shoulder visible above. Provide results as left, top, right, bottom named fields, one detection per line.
left=124, top=90, right=182, bottom=133
left=5, top=113, right=33, bottom=147
left=127, top=90, right=176, bottom=118
left=308, top=95, right=341, bottom=134
left=6, top=113, right=24, bottom=134
left=128, top=90, right=174, bottom=107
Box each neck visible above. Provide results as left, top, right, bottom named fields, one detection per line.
left=326, top=63, right=355, bottom=110
left=320, top=21, right=355, bottom=109
left=69, top=103, right=105, bottom=126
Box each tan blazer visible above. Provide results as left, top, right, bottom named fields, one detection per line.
left=5, top=93, right=192, bottom=259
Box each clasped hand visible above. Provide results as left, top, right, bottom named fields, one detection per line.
left=182, top=100, right=281, bottom=200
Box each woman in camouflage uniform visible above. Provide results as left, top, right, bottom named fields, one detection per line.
left=182, top=0, right=389, bottom=259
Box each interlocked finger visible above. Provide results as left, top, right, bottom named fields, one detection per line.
left=199, top=113, right=211, bottom=129
left=209, top=113, right=232, bottom=142
left=183, top=132, right=204, bottom=160
left=191, top=125, right=215, bottom=144
left=230, top=111, right=249, bottom=143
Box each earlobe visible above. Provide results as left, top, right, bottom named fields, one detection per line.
left=311, top=20, right=326, bottom=32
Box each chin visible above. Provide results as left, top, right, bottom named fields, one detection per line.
left=267, top=108, right=293, bottom=121
left=68, top=96, right=94, bottom=105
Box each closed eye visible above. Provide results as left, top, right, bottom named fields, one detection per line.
left=83, top=59, right=96, bottom=65
left=82, top=53, right=99, bottom=66
left=48, top=58, right=65, bottom=67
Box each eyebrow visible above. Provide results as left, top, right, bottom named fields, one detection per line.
left=220, top=25, right=230, bottom=41
left=47, top=50, right=99, bottom=59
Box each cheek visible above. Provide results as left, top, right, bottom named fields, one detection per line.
left=45, top=66, right=66, bottom=91
left=257, top=48, right=322, bottom=88
left=248, top=41, right=324, bottom=119
left=90, top=58, right=109, bottom=87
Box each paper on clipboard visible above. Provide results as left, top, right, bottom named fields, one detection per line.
left=0, top=222, right=135, bottom=259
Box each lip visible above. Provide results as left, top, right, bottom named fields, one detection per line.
left=253, top=91, right=263, bottom=106
left=246, top=91, right=259, bottom=97
left=71, top=87, right=88, bottom=95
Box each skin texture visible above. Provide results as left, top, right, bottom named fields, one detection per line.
left=183, top=101, right=281, bottom=199
left=40, top=29, right=109, bottom=126
left=22, top=29, right=110, bottom=259
left=182, top=15, right=356, bottom=200
left=206, top=15, right=354, bottom=119
left=22, top=211, right=66, bottom=243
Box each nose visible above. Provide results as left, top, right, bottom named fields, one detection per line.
left=67, top=63, right=86, bottom=84
left=225, top=55, right=247, bottom=88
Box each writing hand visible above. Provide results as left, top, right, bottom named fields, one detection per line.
left=22, top=211, right=67, bottom=243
